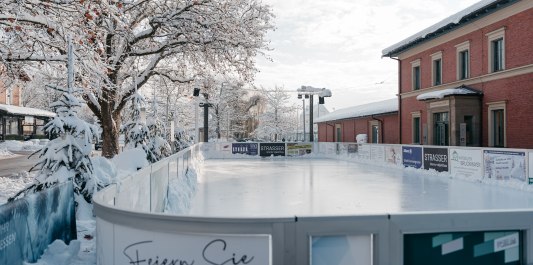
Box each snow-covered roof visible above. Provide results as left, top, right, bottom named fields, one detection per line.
left=0, top=104, right=56, bottom=118
left=315, top=98, right=398, bottom=123
left=416, top=86, right=482, bottom=101
left=382, top=0, right=514, bottom=57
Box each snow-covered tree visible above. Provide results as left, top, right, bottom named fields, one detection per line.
left=0, top=0, right=274, bottom=158
left=254, top=86, right=296, bottom=141
left=120, top=89, right=149, bottom=149
left=10, top=42, right=101, bottom=217
left=145, top=99, right=171, bottom=162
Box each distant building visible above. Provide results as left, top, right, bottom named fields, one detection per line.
left=382, top=0, right=533, bottom=148
left=315, top=98, right=398, bottom=143
left=1, top=68, right=55, bottom=141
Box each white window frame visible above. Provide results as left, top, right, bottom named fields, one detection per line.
left=487, top=101, right=506, bottom=147
left=411, top=59, right=421, bottom=90
left=430, top=51, right=443, bottom=86
left=455, top=41, right=470, bottom=80
left=369, top=120, right=380, bottom=143
left=486, top=27, right=506, bottom=73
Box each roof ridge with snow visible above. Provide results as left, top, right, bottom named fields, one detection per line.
left=315, top=98, right=398, bottom=123
left=0, top=103, right=56, bottom=117
left=382, top=0, right=518, bottom=57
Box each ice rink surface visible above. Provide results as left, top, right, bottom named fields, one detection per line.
left=188, top=158, right=533, bottom=218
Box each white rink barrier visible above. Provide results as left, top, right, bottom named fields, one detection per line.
left=94, top=142, right=533, bottom=265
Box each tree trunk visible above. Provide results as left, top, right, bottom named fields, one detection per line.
left=100, top=103, right=121, bottom=158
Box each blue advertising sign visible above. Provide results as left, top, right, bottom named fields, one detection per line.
left=402, top=146, right=423, bottom=169
left=0, top=182, right=76, bottom=265
left=232, top=143, right=258, bottom=156
left=259, top=143, right=286, bottom=157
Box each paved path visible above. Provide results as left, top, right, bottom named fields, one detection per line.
left=0, top=152, right=40, bottom=178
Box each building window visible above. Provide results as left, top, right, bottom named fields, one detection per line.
left=433, top=112, right=449, bottom=146
left=487, top=101, right=506, bottom=147
left=492, top=38, right=504, bottom=72
left=464, top=115, right=473, bottom=146
left=431, top=51, right=442, bottom=86
left=369, top=120, right=380, bottom=143
left=413, top=116, right=421, bottom=144
left=6, top=87, right=12, bottom=105
left=486, top=27, right=505, bottom=73
left=455, top=41, right=470, bottom=80
left=411, top=59, right=421, bottom=90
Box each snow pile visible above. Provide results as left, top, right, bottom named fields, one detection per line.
left=0, top=171, right=34, bottom=203
left=111, top=147, right=149, bottom=176
left=0, top=147, right=16, bottom=158
left=0, top=140, right=44, bottom=153
left=164, top=168, right=198, bottom=214
left=416, top=87, right=480, bottom=101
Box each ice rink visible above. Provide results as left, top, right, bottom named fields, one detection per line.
left=188, top=158, right=533, bottom=217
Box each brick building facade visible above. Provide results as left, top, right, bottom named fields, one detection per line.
left=316, top=98, right=399, bottom=144
left=383, top=0, right=533, bottom=148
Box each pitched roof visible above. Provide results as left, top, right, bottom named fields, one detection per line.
left=0, top=104, right=55, bottom=118
left=382, top=0, right=518, bottom=57
left=315, top=98, right=398, bottom=123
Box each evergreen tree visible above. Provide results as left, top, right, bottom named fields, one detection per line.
left=120, top=90, right=149, bottom=150
left=145, top=100, right=171, bottom=163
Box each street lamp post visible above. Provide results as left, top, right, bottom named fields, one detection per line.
left=297, top=86, right=332, bottom=142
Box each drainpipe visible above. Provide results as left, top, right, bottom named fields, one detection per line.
left=390, top=57, right=402, bottom=144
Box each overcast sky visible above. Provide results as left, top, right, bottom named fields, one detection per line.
left=254, top=0, right=483, bottom=111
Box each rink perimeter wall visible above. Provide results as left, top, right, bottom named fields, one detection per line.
left=94, top=142, right=533, bottom=265
left=0, top=182, right=76, bottom=265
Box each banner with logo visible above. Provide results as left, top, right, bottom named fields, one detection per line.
left=483, top=150, right=526, bottom=181
left=402, top=146, right=423, bottom=169
left=450, top=149, right=483, bottom=180
left=404, top=230, right=522, bottom=265
left=232, top=143, right=258, bottom=156
left=287, top=143, right=312, bottom=156
left=423, top=147, right=449, bottom=172
left=259, top=143, right=286, bottom=157
left=371, top=145, right=385, bottom=163
left=385, top=145, right=402, bottom=165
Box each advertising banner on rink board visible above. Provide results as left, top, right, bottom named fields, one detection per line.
left=232, top=143, right=258, bottom=156
left=217, top=143, right=231, bottom=153
left=358, top=144, right=371, bottom=160
left=385, top=145, right=402, bottom=165
left=450, top=149, right=483, bottom=180
left=287, top=143, right=312, bottom=156
left=259, top=143, right=286, bottom=157
left=402, top=146, right=423, bottom=169
left=371, top=145, right=385, bottom=162
left=423, top=147, right=449, bottom=172
left=114, top=225, right=271, bottom=265
left=483, top=150, right=526, bottom=181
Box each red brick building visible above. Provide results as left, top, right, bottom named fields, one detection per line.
left=383, top=0, right=533, bottom=148
left=316, top=98, right=399, bottom=143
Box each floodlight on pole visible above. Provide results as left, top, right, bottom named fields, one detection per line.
left=296, top=86, right=332, bottom=142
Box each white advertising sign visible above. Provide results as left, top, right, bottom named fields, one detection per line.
left=358, top=144, right=371, bottom=160
left=112, top=225, right=271, bottom=265
left=311, top=235, right=372, bottom=265
left=449, top=149, right=483, bottom=180
left=371, top=145, right=385, bottom=163
left=385, top=145, right=402, bottom=165
left=483, top=150, right=526, bottom=181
